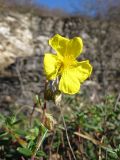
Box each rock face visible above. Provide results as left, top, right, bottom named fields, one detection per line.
left=0, top=12, right=33, bottom=70
left=0, top=10, right=120, bottom=109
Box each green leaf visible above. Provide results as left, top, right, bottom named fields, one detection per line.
left=36, top=150, right=47, bottom=158
left=15, top=129, right=27, bottom=136
left=12, top=119, right=22, bottom=125
left=27, top=140, right=35, bottom=149
left=0, top=131, right=8, bottom=138
left=17, top=147, right=32, bottom=156
left=104, top=147, right=118, bottom=158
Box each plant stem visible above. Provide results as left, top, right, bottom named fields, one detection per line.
left=60, top=108, right=77, bottom=160
left=31, top=81, right=48, bottom=159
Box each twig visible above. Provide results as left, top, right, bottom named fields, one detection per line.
left=30, top=103, right=37, bottom=126
left=77, top=126, right=86, bottom=159
left=74, top=131, right=108, bottom=150
left=31, top=81, right=48, bottom=158
left=98, top=136, right=104, bottom=160
left=32, top=128, right=48, bottom=157
left=114, top=92, right=120, bottom=111
left=21, top=156, right=25, bottom=160
left=67, top=150, right=72, bottom=160
left=60, top=108, right=77, bottom=160
left=16, top=62, right=25, bottom=95
left=15, top=105, right=42, bottom=116
left=30, top=95, right=42, bottom=126
left=48, top=109, right=63, bottom=160
left=31, top=104, right=47, bottom=158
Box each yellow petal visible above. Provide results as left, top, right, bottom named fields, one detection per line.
left=76, top=60, right=92, bottom=82
left=49, top=34, right=83, bottom=59
left=59, top=60, right=92, bottom=94
left=44, top=53, right=57, bottom=80
left=67, top=37, right=83, bottom=58
left=49, top=34, right=69, bottom=58
left=59, top=69, right=80, bottom=94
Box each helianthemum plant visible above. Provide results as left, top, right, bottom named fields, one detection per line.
left=44, top=34, right=92, bottom=94
left=32, top=34, right=93, bottom=159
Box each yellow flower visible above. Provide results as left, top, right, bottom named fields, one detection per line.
left=44, top=34, right=92, bottom=94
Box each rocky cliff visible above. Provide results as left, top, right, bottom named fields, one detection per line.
left=0, top=10, right=120, bottom=110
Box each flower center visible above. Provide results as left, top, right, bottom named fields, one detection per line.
left=56, top=56, right=76, bottom=75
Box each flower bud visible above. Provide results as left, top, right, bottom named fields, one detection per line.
left=53, top=90, right=62, bottom=106
left=44, top=89, right=54, bottom=101
left=44, top=113, right=56, bottom=130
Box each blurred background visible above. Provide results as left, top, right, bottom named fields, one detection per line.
left=0, top=0, right=120, bottom=109
left=1, top=0, right=120, bottom=17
